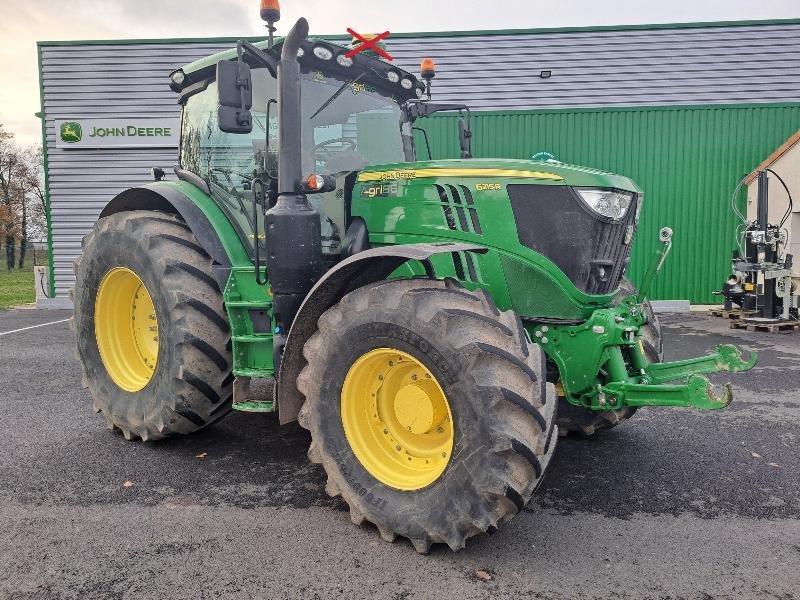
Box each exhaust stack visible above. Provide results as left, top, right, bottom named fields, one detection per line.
left=265, top=17, right=322, bottom=358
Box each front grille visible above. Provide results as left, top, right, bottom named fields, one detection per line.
left=507, top=184, right=638, bottom=294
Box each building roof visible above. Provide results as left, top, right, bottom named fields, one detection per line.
left=745, top=129, right=800, bottom=184
left=37, top=17, right=800, bottom=47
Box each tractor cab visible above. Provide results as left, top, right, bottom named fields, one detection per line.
left=173, top=36, right=460, bottom=260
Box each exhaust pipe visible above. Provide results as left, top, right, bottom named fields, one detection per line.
left=265, top=17, right=322, bottom=359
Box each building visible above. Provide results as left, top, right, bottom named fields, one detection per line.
left=37, top=18, right=800, bottom=306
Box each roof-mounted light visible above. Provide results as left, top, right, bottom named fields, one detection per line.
left=313, top=45, right=333, bottom=60
left=260, top=0, right=280, bottom=23
left=400, top=77, right=413, bottom=90
left=336, top=54, right=353, bottom=67
left=420, top=57, right=436, bottom=80
left=169, top=69, right=186, bottom=90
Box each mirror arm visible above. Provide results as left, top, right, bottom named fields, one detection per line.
left=237, top=40, right=279, bottom=78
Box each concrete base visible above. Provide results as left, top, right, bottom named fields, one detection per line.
left=36, top=297, right=73, bottom=310
left=651, top=299, right=691, bottom=313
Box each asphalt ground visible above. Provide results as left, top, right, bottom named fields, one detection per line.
left=0, top=308, right=798, bottom=599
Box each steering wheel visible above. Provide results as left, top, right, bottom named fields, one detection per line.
left=314, top=137, right=358, bottom=159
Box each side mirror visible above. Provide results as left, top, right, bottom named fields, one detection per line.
left=458, top=116, right=472, bottom=159
left=217, top=59, right=253, bottom=133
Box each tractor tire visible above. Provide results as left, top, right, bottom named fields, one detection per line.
left=72, top=210, right=233, bottom=441
left=296, top=278, right=557, bottom=553
left=556, top=276, right=662, bottom=436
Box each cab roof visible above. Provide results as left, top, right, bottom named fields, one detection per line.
left=175, top=36, right=424, bottom=104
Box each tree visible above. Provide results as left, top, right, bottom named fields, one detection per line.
left=0, top=123, right=20, bottom=270
left=0, top=124, right=46, bottom=270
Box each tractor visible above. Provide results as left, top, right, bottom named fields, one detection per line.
left=72, top=2, right=756, bottom=553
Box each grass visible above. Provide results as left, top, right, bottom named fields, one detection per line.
left=0, top=270, right=35, bottom=309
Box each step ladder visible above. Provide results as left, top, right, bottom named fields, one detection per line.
left=224, top=266, right=276, bottom=412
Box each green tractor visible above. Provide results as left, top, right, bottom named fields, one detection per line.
left=72, top=8, right=756, bottom=552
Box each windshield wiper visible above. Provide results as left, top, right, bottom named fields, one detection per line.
left=310, top=72, right=365, bottom=120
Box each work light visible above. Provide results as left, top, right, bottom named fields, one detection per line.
left=169, top=69, right=185, bottom=86
left=575, top=188, right=633, bottom=220
left=313, top=45, right=333, bottom=60
left=386, top=70, right=400, bottom=83
left=336, top=54, right=353, bottom=67
left=400, top=78, right=413, bottom=89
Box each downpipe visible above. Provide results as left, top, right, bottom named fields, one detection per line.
left=265, top=17, right=322, bottom=365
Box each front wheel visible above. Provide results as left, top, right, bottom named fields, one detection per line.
left=297, top=278, right=557, bottom=552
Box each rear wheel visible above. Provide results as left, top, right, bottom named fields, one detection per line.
left=556, top=276, right=662, bottom=436
left=73, top=210, right=233, bottom=441
left=297, top=278, right=557, bottom=552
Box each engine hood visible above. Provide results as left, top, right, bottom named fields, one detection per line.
left=357, top=158, right=642, bottom=194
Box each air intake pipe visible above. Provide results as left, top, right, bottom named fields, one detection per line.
left=265, top=17, right=322, bottom=358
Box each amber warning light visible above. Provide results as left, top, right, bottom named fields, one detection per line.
left=420, top=57, right=436, bottom=99
left=420, top=57, right=436, bottom=79
left=260, top=0, right=280, bottom=22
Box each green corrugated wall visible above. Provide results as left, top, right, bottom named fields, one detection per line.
left=418, top=103, right=800, bottom=302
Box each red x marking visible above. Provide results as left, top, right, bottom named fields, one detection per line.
left=345, top=28, right=393, bottom=61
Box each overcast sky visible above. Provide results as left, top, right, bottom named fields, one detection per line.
left=0, top=0, right=797, bottom=147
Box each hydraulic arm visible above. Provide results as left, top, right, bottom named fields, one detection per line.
left=530, top=227, right=757, bottom=411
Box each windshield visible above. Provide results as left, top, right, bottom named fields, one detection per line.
left=299, top=69, right=408, bottom=174
left=180, top=66, right=410, bottom=256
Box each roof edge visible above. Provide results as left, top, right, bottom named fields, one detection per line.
left=36, top=17, right=800, bottom=47
left=745, top=129, right=800, bottom=185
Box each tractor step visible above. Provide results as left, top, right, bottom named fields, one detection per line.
left=231, top=376, right=276, bottom=412
left=232, top=334, right=273, bottom=343
left=225, top=300, right=272, bottom=308
left=730, top=319, right=800, bottom=333
left=232, top=399, right=275, bottom=413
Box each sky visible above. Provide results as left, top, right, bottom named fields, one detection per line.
left=0, top=0, right=797, bottom=147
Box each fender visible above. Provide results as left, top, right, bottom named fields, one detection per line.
left=276, top=241, right=487, bottom=424
left=99, top=180, right=252, bottom=289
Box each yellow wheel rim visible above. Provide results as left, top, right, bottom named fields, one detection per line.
left=94, top=267, right=159, bottom=392
left=340, top=348, right=454, bottom=491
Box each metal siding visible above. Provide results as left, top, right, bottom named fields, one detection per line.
left=421, top=105, right=800, bottom=302
left=40, top=21, right=800, bottom=300
left=384, top=23, right=800, bottom=109
left=41, top=43, right=232, bottom=298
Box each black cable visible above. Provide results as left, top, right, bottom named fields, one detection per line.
left=765, top=168, right=794, bottom=230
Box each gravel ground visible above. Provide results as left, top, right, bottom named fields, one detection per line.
left=0, top=309, right=798, bottom=599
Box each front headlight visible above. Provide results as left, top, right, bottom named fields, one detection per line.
left=575, top=188, right=633, bottom=220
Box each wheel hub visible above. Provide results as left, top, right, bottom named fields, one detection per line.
left=94, top=267, right=159, bottom=392
left=341, top=348, right=454, bottom=490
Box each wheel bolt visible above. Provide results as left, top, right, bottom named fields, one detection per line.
left=441, top=452, right=446, bottom=458
left=436, top=426, right=443, bottom=433
left=396, top=445, right=402, bottom=451
left=411, top=374, right=418, bottom=381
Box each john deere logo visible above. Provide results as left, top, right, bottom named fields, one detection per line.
left=60, top=122, right=82, bottom=143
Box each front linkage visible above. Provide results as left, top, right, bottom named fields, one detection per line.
left=529, top=227, right=757, bottom=412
